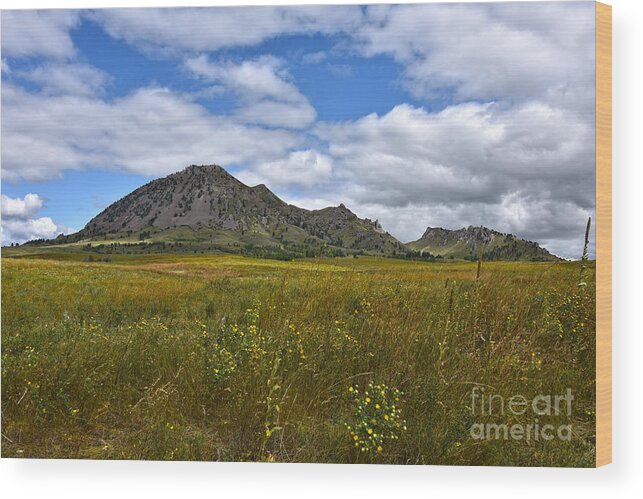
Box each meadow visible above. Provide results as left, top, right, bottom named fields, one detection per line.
left=0, top=251, right=596, bottom=465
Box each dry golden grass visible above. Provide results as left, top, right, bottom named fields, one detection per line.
left=1, top=253, right=595, bottom=465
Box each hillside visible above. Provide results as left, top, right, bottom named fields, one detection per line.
left=61, top=164, right=404, bottom=257
left=406, top=226, right=561, bottom=261
left=26, top=164, right=562, bottom=261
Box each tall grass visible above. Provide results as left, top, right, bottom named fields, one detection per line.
left=1, top=254, right=595, bottom=465
left=579, top=217, right=592, bottom=292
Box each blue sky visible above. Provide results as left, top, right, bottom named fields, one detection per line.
left=1, top=3, right=596, bottom=258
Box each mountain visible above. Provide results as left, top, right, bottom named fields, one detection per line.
left=66, top=164, right=405, bottom=257
left=406, top=226, right=561, bottom=261
left=37, top=164, right=561, bottom=261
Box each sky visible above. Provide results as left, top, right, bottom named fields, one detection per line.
left=0, top=2, right=596, bottom=258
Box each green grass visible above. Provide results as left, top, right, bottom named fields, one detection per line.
left=1, top=251, right=595, bottom=465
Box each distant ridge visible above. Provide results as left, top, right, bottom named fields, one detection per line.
left=406, top=225, right=561, bottom=261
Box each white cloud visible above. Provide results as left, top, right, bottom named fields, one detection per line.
left=1, top=193, right=68, bottom=244
left=86, top=1, right=593, bottom=112
left=185, top=55, right=296, bottom=102
left=17, top=63, right=111, bottom=97
left=237, top=150, right=333, bottom=189
left=90, top=6, right=364, bottom=55
left=309, top=100, right=594, bottom=258
left=2, top=4, right=595, bottom=113
left=1, top=193, right=44, bottom=218
left=1, top=83, right=302, bottom=182
left=317, top=102, right=593, bottom=206
left=2, top=216, right=62, bottom=243
left=355, top=2, right=595, bottom=111
left=185, top=55, right=316, bottom=128
left=1, top=10, right=80, bottom=59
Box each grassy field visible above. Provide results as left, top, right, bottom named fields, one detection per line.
left=0, top=250, right=596, bottom=465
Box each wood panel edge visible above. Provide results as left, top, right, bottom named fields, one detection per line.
left=595, top=0, right=612, bottom=468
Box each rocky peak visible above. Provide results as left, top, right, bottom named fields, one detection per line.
left=71, top=162, right=404, bottom=255
left=409, top=225, right=560, bottom=261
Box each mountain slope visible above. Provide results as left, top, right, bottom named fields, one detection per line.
left=406, top=226, right=561, bottom=261
left=72, top=164, right=404, bottom=256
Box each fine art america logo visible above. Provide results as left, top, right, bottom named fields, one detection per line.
left=469, top=387, right=574, bottom=442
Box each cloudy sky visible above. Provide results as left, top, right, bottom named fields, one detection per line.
left=1, top=2, right=596, bottom=258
